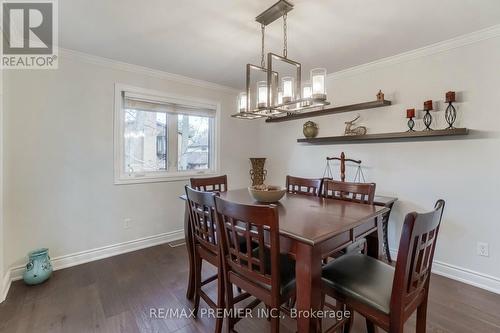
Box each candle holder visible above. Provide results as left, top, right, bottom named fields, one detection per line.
left=422, top=100, right=433, bottom=131
left=423, top=111, right=433, bottom=130
left=445, top=91, right=457, bottom=129
left=406, top=108, right=416, bottom=132
left=407, top=117, right=415, bottom=132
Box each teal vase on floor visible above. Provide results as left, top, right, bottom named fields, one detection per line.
left=23, top=248, right=53, bottom=285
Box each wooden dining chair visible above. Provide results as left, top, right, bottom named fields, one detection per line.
left=321, top=179, right=376, bottom=204
left=186, top=186, right=253, bottom=333
left=190, top=175, right=228, bottom=192
left=214, top=197, right=296, bottom=333
left=321, top=199, right=446, bottom=333
left=322, top=179, right=376, bottom=255
left=185, top=186, right=225, bottom=333
left=286, top=175, right=323, bottom=196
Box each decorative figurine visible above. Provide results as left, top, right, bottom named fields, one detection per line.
left=249, top=158, right=267, bottom=186
left=303, top=121, right=319, bottom=138
left=445, top=91, right=457, bottom=129
left=344, top=115, right=367, bottom=136
left=423, top=100, right=434, bottom=131
left=406, top=108, right=416, bottom=132
left=377, top=89, right=385, bottom=101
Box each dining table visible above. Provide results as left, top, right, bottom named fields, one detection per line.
left=181, top=189, right=390, bottom=333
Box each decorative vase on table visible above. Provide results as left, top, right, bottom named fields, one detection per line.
left=249, top=158, right=267, bottom=186
left=23, top=248, right=53, bottom=285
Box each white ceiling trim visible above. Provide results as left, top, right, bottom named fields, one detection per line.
left=59, top=48, right=239, bottom=94
left=328, top=24, right=500, bottom=81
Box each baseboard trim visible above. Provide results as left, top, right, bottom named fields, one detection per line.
left=1, top=230, right=184, bottom=302
left=0, top=269, right=12, bottom=303
left=389, top=249, right=500, bottom=295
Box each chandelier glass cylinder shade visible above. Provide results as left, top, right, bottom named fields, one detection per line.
left=232, top=0, right=330, bottom=120
left=238, top=92, right=247, bottom=113
left=281, top=76, right=294, bottom=103
left=311, top=68, right=327, bottom=101
left=257, top=81, right=268, bottom=109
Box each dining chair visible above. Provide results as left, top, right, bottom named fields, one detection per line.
left=214, top=197, right=296, bottom=333
left=321, top=179, right=376, bottom=204
left=190, top=175, right=228, bottom=192
left=321, top=199, right=445, bottom=333
left=322, top=179, right=376, bottom=255
left=286, top=175, right=323, bottom=196
left=185, top=186, right=254, bottom=333
left=185, top=186, right=225, bottom=333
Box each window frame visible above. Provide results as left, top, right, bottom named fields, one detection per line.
left=114, top=83, right=221, bottom=184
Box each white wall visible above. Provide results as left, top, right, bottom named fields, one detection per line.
left=258, top=35, right=500, bottom=283
left=2, top=29, right=500, bottom=297
left=2, top=51, right=259, bottom=271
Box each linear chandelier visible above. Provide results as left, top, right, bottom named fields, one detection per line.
left=232, top=0, right=330, bottom=120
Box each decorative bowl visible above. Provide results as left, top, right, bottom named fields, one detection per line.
left=248, top=185, right=286, bottom=203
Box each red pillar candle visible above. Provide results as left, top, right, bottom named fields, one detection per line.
left=406, top=108, right=415, bottom=118
left=424, top=100, right=433, bottom=111
left=446, top=91, right=456, bottom=103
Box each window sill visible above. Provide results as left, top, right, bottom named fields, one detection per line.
left=114, top=171, right=218, bottom=185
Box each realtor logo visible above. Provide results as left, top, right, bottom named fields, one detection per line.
left=2, top=0, right=58, bottom=69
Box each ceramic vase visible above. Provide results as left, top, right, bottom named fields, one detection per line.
left=249, top=158, right=267, bottom=186
left=303, top=121, right=319, bottom=138
left=23, top=248, right=53, bottom=285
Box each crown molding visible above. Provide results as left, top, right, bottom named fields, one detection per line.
left=328, top=24, right=500, bottom=80
left=59, top=48, right=239, bottom=94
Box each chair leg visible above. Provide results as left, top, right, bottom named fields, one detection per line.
left=224, top=280, right=235, bottom=333
left=215, top=267, right=224, bottom=333
left=318, top=294, right=325, bottom=332
left=416, top=301, right=428, bottom=333
left=343, top=306, right=353, bottom=333
left=270, top=312, right=279, bottom=333
left=193, top=255, right=202, bottom=318
left=366, top=319, right=376, bottom=333
left=288, top=296, right=296, bottom=309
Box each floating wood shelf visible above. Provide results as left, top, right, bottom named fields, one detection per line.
left=297, top=128, right=469, bottom=144
left=265, top=100, right=392, bottom=123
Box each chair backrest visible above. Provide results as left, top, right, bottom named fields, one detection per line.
left=185, top=186, right=219, bottom=254
left=190, top=175, right=228, bottom=192
left=286, top=175, right=323, bottom=196
left=322, top=179, right=376, bottom=204
left=214, top=197, right=280, bottom=298
left=391, top=200, right=445, bottom=316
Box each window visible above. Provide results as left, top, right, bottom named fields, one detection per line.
left=114, top=85, right=219, bottom=184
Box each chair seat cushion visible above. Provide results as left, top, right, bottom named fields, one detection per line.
left=322, top=253, right=394, bottom=314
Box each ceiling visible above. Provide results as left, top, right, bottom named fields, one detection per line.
left=60, top=0, right=500, bottom=89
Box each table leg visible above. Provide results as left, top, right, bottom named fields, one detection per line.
left=366, top=215, right=382, bottom=259
left=382, top=202, right=395, bottom=263
left=295, top=242, right=322, bottom=333
left=365, top=216, right=382, bottom=331
left=184, top=201, right=195, bottom=300
left=382, top=215, right=392, bottom=263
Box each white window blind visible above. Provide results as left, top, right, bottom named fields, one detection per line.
left=115, top=85, right=219, bottom=184
left=123, top=91, right=216, bottom=118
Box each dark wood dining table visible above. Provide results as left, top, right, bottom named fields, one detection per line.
left=181, top=189, right=389, bottom=333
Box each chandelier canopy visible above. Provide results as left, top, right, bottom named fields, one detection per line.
left=232, top=0, right=330, bottom=120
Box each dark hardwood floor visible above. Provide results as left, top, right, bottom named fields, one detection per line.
left=1, top=243, right=499, bottom=333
